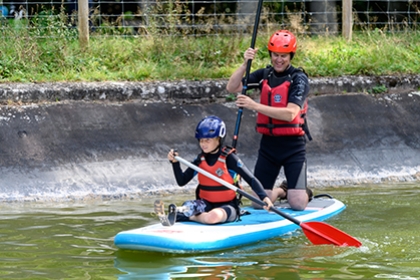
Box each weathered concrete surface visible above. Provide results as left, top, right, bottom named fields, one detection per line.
left=0, top=75, right=420, bottom=202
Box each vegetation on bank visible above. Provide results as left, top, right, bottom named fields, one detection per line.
left=0, top=26, right=419, bottom=83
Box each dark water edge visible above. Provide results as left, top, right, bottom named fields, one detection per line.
left=0, top=182, right=419, bottom=279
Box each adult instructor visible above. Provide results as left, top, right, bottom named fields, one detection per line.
left=226, top=30, right=312, bottom=211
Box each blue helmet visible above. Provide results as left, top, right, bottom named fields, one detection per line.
left=195, top=116, right=226, bottom=140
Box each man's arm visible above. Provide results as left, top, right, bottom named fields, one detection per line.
left=226, top=48, right=259, bottom=93
left=236, top=96, right=301, bottom=121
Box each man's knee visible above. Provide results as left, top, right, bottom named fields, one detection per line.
left=287, top=189, right=309, bottom=210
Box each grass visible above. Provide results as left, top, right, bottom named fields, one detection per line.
left=1, top=24, right=419, bottom=83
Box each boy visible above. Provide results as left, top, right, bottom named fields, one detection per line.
left=155, top=115, right=273, bottom=226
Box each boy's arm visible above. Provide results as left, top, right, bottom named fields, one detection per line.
left=171, top=157, right=199, bottom=186
left=226, top=153, right=268, bottom=201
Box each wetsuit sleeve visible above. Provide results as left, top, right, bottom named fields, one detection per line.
left=288, top=71, right=310, bottom=108
left=242, top=68, right=265, bottom=91
left=171, top=156, right=199, bottom=186
left=226, top=153, right=268, bottom=201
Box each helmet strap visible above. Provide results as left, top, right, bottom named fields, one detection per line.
left=211, top=137, right=223, bottom=153
left=209, top=146, right=220, bottom=154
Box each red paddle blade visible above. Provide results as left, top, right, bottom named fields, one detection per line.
left=300, top=221, right=362, bottom=247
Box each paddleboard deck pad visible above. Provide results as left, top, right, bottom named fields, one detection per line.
left=114, top=196, right=346, bottom=253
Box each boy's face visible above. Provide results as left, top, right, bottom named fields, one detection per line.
left=199, top=137, right=220, bottom=153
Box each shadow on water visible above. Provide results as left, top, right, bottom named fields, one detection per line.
left=113, top=236, right=364, bottom=279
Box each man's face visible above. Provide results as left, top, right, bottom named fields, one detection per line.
left=270, top=52, right=291, bottom=73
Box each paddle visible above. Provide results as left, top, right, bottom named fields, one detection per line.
left=174, top=155, right=362, bottom=247
left=231, top=0, right=264, bottom=148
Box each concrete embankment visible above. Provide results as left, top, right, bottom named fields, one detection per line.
left=1, top=75, right=420, bottom=202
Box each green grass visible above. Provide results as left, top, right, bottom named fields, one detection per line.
left=1, top=27, right=419, bottom=83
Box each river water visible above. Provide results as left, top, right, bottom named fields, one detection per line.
left=1, top=182, right=419, bottom=280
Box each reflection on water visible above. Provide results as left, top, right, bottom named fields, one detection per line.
left=0, top=183, right=419, bottom=279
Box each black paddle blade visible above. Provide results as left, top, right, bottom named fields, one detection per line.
left=300, top=221, right=362, bottom=247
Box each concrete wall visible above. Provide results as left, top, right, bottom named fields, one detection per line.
left=1, top=75, right=419, bottom=202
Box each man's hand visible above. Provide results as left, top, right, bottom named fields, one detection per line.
left=244, top=47, right=258, bottom=64
left=236, top=94, right=257, bottom=110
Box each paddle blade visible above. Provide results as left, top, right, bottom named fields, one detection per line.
left=300, top=221, right=362, bottom=247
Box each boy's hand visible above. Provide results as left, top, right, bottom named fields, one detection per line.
left=167, top=149, right=179, bottom=163
left=262, top=197, right=274, bottom=211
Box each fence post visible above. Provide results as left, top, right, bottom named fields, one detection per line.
left=342, top=0, right=353, bottom=40
left=78, top=0, right=89, bottom=49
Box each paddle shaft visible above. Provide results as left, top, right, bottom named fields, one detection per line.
left=231, top=0, right=264, bottom=149
left=174, top=155, right=302, bottom=225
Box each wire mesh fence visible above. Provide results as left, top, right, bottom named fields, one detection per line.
left=1, top=0, right=419, bottom=38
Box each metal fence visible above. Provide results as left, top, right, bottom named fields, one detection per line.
left=1, top=0, right=419, bottom=38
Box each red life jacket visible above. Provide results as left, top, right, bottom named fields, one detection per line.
left=256, top=71, right=308, bottom=137
left=197, top=147, right=237, bottom=203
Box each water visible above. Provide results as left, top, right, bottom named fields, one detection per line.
left=1, top=182, right=419, bottom=279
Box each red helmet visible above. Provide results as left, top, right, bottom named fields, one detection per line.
left=267, top=30, right=297, bottom=53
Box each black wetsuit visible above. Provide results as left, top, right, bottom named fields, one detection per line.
left=245, top=65, right=310, bottom=191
